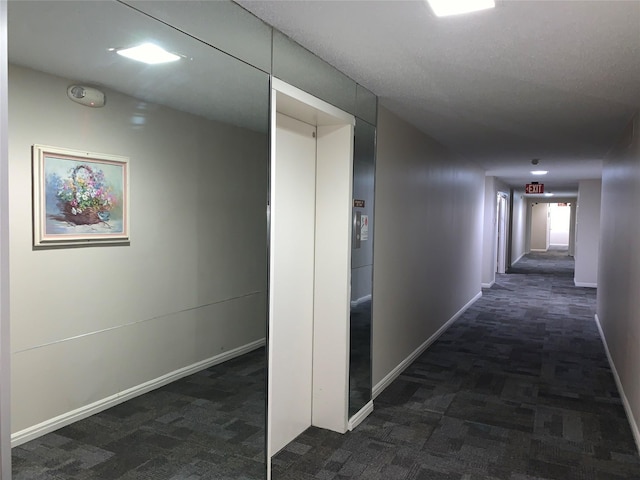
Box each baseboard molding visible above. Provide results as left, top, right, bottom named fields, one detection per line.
left=372, top=291, right=482, bottom=399
left=574, top=280, right=597, bottom=288
left=350, top=294, right=372, bottom=308
left=594, top=314, right=640, bottom=454
left=11, top=338, right=266, bottom=447
left=530, top=249, right=547, bottom=252
left=481, top=280, right=495, bottom=289
left=512, top=252, right=525, bottom=264
left=348, top=400, right=374, bottom=431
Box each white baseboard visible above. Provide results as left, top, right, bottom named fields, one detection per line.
left=594, top=314, right=640, bottom=454
left=574, top=280, right=597, bottom=288
left=481, top=280, right=495, bottom=289
left=530, top=249, right=547, bottom=252
left=372, top=291, right=482, bottom=399
left=11, top=338, right=266, bottom=447
left=350, top=294, right=372, bottom=308
left=513, top=252, right=525, bottom=264
left=348, top=400, right=373, bottom=431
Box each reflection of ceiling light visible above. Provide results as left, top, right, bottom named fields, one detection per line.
left=531, top=170, right=548, bottom=175
left=116, top=43, right=180, bottom=65
left=427, top=0, right=495, bottom=17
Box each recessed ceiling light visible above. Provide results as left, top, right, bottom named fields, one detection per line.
left=116, top=43, right=180, bottom=65
left=427, top=0, right=495, bottom=17
left=531, top=170, right=548, bottom=175
left=544, top=193, right=554, bottom=197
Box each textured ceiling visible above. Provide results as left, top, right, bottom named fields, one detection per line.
left=237, top=0, right=640, bottom=195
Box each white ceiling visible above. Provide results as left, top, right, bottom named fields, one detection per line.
left=237, top=0, right=640, bottom=195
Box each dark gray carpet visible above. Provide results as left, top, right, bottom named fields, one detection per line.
left=12, top=348, right=266, bottom=480
left=272, top=251, right=640, bottom=479
left=13, top=250, right=640, bottom=479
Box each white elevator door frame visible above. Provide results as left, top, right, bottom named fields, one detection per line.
left=267, top=79, right=355, bottom=474
left=269, top=112, right=317, bottom=454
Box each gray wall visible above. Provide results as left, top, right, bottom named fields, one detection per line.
left=597, top=112, right=640, bottom=446
left=9, top=65, right=268, bottom=436
left=0, top=1, right=10, bottom=476
left=372, top=106, right=484, bottom=390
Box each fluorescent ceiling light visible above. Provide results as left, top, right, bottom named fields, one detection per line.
left=427, top=0, right=495, bottom=17
left=544, top=193, right=554, bottom=197
left=531, top=170, right=548, bottom=175
left=116, top=43, right=180, bottom=65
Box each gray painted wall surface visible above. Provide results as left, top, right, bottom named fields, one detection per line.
left=0, top=2, right=11, bottom=476
left=597, top=112, right=640, bottom=444
left=9, top=66, right=268, bottom=433
left=372, top=106, right=484, bottom=387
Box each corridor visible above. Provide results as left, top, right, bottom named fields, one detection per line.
left=273, top=250, right=640, bottom=479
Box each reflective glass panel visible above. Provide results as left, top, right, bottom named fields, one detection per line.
left=8, top=1, right=268, bottom=478
left=349, top=119, right=376, bottom=417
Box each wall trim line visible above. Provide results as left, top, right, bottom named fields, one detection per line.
left=512, top=252, right=525, bottom=264
left=373, top=291, right=482, bottom=399
left=574, top=281, right=597, bottom=288
left=11, top=338, right=266, bottom=447
left=348, top=400, right=373, bottom=431
left=594, top=314, right=640, bottom=454
left=481, top=281, right=495, bottom=289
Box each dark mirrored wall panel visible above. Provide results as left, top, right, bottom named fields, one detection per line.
left=121, top=0, right=273, bottom=73
left=272, top=30, right=357, bottom=115
left=356, top=84, right=377, bottom=126
left=349, top=119, right=376, bottom=417
left=8, top=1, right=268, bottom=478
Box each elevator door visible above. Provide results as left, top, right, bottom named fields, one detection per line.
left=269, top=112, right=317, bottom=455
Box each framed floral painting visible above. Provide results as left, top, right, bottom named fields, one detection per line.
left=32, top=145, right=130, bottom=247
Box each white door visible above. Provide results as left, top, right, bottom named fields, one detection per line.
left=530, top=203, right=550, bottom=251
left=496, top=194, right=507, bottom=273
left=548, top=203, right=571, bottom=248
left=268, top=112, right=317, bottom=456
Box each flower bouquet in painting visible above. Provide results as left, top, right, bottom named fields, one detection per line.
left=32, top=145, right=129, bottom=246
left=55, top=164, right=116, bottom=225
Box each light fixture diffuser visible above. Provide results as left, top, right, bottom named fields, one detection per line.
left=427, top=0, right=495, bottom=17
left=531, top=170, right=548, bottom=175
left=116, top=43, right=180, bottom=65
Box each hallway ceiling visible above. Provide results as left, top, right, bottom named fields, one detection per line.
left=237, top=0, right=640, bottom=196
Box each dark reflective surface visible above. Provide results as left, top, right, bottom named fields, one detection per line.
left=356, top=84, right=377, bottom=126
left=349, top=120, right=376, bottom=417
left=272, top=30, right=357, bottom=114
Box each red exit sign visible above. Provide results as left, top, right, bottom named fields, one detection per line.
left=525, top=183, right=545, bottom=194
